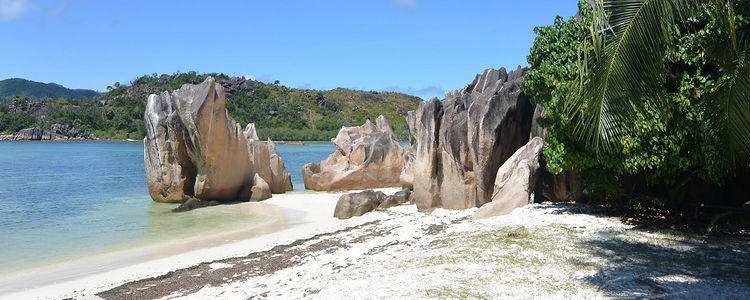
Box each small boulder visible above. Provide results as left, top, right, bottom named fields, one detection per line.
left=333, top=190, right=385, bottom=219
left=172, top=198, right=220, bottom=212
left=378, top=189, right=412, bottom=209
left=250, top=174, right=272, bottom=201
left=474, top=137, right=544, bottom=220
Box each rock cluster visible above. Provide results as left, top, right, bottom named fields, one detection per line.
left=333, top=189, right=411, bottom=219
left=8, top=102, right=48, bottom=119
left=302, top=116, right=405, bottom=191
left=0, top=123, right=94, bottom=141
left=409, top=67, right=536, bottom=212
left=404, top=66, right=581, bottom=218
left=143, top=77, right=292, bottom=204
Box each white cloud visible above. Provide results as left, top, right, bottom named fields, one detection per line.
left=389, top=0, right=418, bottom=10
left=0, top=0, right=32, bottom=22
left=243, top=74, right=255, bottom=81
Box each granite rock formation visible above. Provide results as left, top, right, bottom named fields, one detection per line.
left=409, top=67, right=535, bottom=212
left=302, top=116, right=404, bottom=191
left=474, top=137, right=544, bottom=219
left=144, top=77, right=292, bottom=203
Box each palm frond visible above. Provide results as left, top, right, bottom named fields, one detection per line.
left=705, top=0, right=750, bottom=159
left=573, top=0, right=698, bottom=151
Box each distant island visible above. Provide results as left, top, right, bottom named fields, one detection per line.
left=0, top=72, right=421, bottom=141
left=0, top=78, right=100, bottom=101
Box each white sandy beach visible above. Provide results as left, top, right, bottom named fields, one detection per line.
left=0, top=188, right=400, bottom=299
left=3, top=188, right=750, bottom=299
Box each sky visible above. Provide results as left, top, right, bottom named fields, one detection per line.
left=0, top=0, right=579, bottom=100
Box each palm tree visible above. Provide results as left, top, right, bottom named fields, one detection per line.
left=575, top=0, right=749, bottom=160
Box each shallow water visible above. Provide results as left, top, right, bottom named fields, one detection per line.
left=0, top=141, right=334, bottom=275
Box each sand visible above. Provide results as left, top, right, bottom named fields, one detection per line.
left=3, top=189, right=750, bottom=299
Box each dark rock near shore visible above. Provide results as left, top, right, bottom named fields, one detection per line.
left=378, top=189, right=411, bottom=209
left=172, top=198, right=220, bottom=212
left=334, top=190, right=386, bottom=219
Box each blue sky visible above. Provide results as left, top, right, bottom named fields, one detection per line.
left=0, top=0, right=579, bottom=100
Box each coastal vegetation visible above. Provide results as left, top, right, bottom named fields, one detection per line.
left=523, top=0, right=750, bottom=225
left=0, top=72, right=421, bottom=140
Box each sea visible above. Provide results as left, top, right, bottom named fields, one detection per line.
left=0, top=141, right=335, bottom=279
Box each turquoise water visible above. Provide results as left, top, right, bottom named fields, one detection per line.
left=0, top=141, right=334, bottom=274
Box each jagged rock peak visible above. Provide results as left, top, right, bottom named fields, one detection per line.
left=407, top=66, right=534, bottom=212
left=143, top=77, right=292, bottom=203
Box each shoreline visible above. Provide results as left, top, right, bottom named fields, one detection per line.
left=0, top=188, right=401, bottom=299
left=2, top=190, right=749, bottom=299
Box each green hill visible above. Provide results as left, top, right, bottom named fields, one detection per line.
left=0, top=78, right=100, bottom=101
left=0, top=72, right=422, bottom=140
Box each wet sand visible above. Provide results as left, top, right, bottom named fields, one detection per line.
left=0, top=201, right=288, bottom=295
left=0, top=188, right=400, bottom=299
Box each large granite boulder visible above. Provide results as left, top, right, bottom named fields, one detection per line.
left=144, top=77, right=292, bottom=203
left=474, top=137, right=544, bottom=219
left=409, top=67, right=535, bottom=212
left=143, top=91, right=195, bottom=203
left=333, top=190, right=386, bottom=219
left=302, top=115, right=405, bottom=191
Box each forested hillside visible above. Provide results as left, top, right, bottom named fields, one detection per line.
left=0, top=72, right=422, bottom=140
left=0, top=78, right=99, bottom=101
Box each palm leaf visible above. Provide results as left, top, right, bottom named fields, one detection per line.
left=573, top=0, right=697, bottom=151
left=706, top=0, right=750, bottom=158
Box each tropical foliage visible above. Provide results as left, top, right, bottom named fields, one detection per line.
left=0, top=72, right=421, bottom=140
left=523, top=0, right=749, bottom=213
